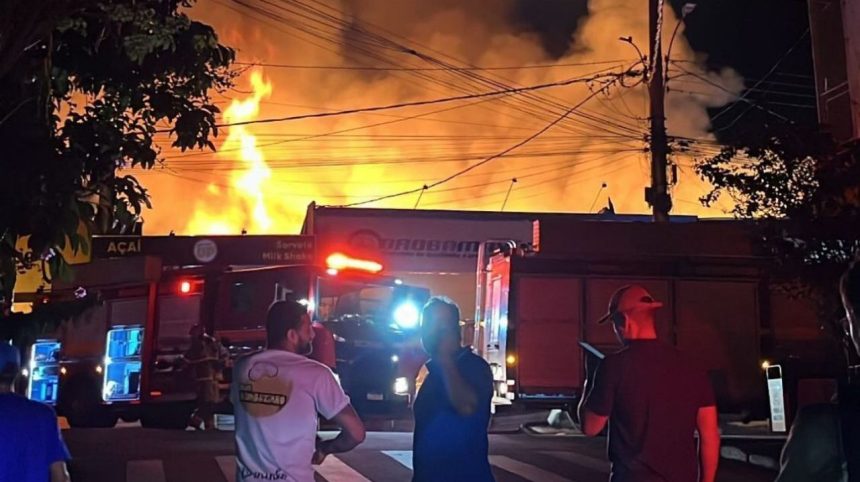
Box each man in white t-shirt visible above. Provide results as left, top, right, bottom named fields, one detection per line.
left=231, top=300, right=366, bottom=482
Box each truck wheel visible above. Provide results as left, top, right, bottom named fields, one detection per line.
left=140, top=404, right=193, bottom=430
left=62, top=381, right=117, bottom=428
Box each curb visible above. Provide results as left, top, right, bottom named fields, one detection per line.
left=720, top=445, right=779, bottom=471
left=520, top=421, right=585, bottom=438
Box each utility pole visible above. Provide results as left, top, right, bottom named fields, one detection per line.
left=647, top=0, right=671, bottom=222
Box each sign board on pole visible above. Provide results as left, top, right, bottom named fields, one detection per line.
left=766, top=365, right=787, bottom=432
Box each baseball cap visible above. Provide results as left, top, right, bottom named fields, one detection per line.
left=0, top=342, right=21, bottom=375
left=596, top=285, right=663, bottom=324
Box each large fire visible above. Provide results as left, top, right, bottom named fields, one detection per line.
left=185, top=71, right=275, bottom=234
left=134, top=0, right=743, bottom=236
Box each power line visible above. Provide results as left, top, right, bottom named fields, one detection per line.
left=227, top=0, right=617, bottom=136
left=223, top=0, right=649, bottom=142
left=708, top=28, right=810, bottom=123
left=338, top=75, right=622, bottom=207
left=668, top=78, right=816, bottom=100
left=250, top=0, right=647, bottom=137
left=136, top=152, right=633, bottom=187
left=500, top=179, right=517, bottom=212
left=162, top=94, right=519, bottom=159
left=161, top=146, right=642, bottom=170
left=669, top=88, right=815, bottom=108
left=668, top=63, right=791, bottom=123
left=420, top=152, right=635, bottom=209
left=233, top=59, right=629, bottom=71
left=155, top=148, right=636, bottom=199
left=154, top=68, right=639, bottom=133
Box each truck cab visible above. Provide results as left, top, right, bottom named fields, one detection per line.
left=22, top=236, right=431, bottom=427
left=210, top=263, right=430, bottom=413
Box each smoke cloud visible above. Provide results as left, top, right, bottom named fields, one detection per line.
left=137, top=0, right=743, bottom=235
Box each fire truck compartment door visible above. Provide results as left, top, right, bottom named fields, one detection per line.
left=514, top=276, right=583, bottom=392
left=675, top=280, right=761, bottom=409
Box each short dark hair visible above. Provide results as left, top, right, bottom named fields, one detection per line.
left=422, top=296, right=461, bottom=335
left=266, top=300, right=308, bottom=347
left=0, top=371, right=15, bottom=387
left=0, top=362, right=17, bottom=386
left=842, top=258, right=860, bottom=312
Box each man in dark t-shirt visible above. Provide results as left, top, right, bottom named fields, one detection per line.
left=412, top=296, right=495, bottom=482
left=578, top=285, right=720, bottom=482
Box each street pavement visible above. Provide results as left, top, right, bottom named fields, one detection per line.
left=63, top=426, right=777, bottom=482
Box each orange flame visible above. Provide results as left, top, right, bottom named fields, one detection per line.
left=135, top=0, right=745, bottom=237
left=186, top=71, right=274, bottom=234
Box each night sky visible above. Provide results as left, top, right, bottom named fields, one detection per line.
left=513, top=0, right=818, bottom=137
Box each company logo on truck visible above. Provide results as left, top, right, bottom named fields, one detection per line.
left=348, top=229, right=509, bottom=259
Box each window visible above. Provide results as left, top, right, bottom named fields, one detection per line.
left=158, top=295, right=202, bottom=351
left=231, top=282, right=253, bottom=314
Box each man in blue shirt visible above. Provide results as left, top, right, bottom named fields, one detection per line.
left=0, top=342, right=71, bottom=482
left=412, top=297, right=495, bottom=482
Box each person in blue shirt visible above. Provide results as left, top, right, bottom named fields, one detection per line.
left=412, top=297, right=495, bottom=482
left=0, top=342, right=71, bottom=482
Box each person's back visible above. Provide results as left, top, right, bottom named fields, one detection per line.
left=579, top=285, right=719, bottom=482
left=0, top=394, right=69, bottom=482
left=595, top=341, right=714, bottom=481
left=232, top=349, right=349, bottom=482
left=0, top=343, right=70, bottom=482
left=231, top=300, right=364, bottom=482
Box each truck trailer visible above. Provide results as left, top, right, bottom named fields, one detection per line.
left=475, top=219, right=841, bottom=418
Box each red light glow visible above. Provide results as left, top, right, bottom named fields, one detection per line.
left=325, top=253, right=383, bottom=273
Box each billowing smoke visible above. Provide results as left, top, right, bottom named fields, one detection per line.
left=137, top=0, right=743, bottom=235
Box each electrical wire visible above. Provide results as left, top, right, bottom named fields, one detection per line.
left=154, top=68, right=638, bottom=133
left=338, top=75, right=625, bottom=207
left=233, top=59, right=630, bottom=71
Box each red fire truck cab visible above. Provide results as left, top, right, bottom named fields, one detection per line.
left=23, top=235, right=430, bottom=427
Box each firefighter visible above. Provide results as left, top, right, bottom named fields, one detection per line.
left=185, top=324, right=223, bottom=430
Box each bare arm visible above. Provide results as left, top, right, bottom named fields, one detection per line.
left=577, top=378, right=609, bottom=437
left=50, top=461, right=70, bottom=482
left=316, top=404, right=366, bottom=461
left=696, top=405, right=720, bottom=482
left=577, top=408, right=609, bottom=437
left=438, top=360, right=479, bottom=416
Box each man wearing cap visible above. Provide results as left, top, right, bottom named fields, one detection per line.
left=577, top=285, right=720, bottom=482
left=0, top=342, right=71, bottom=482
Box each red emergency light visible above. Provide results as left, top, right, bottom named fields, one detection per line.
left=325, top=253, right=383, bottom=273
left=179, top=280, right=192, bottom=294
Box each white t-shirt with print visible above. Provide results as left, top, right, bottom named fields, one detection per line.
left=231, top=349, right=350, bottom=482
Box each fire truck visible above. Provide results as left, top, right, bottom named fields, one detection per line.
left=475, top=219, right=841, bottom=420
left=22, top=235, right=430, bottom=427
